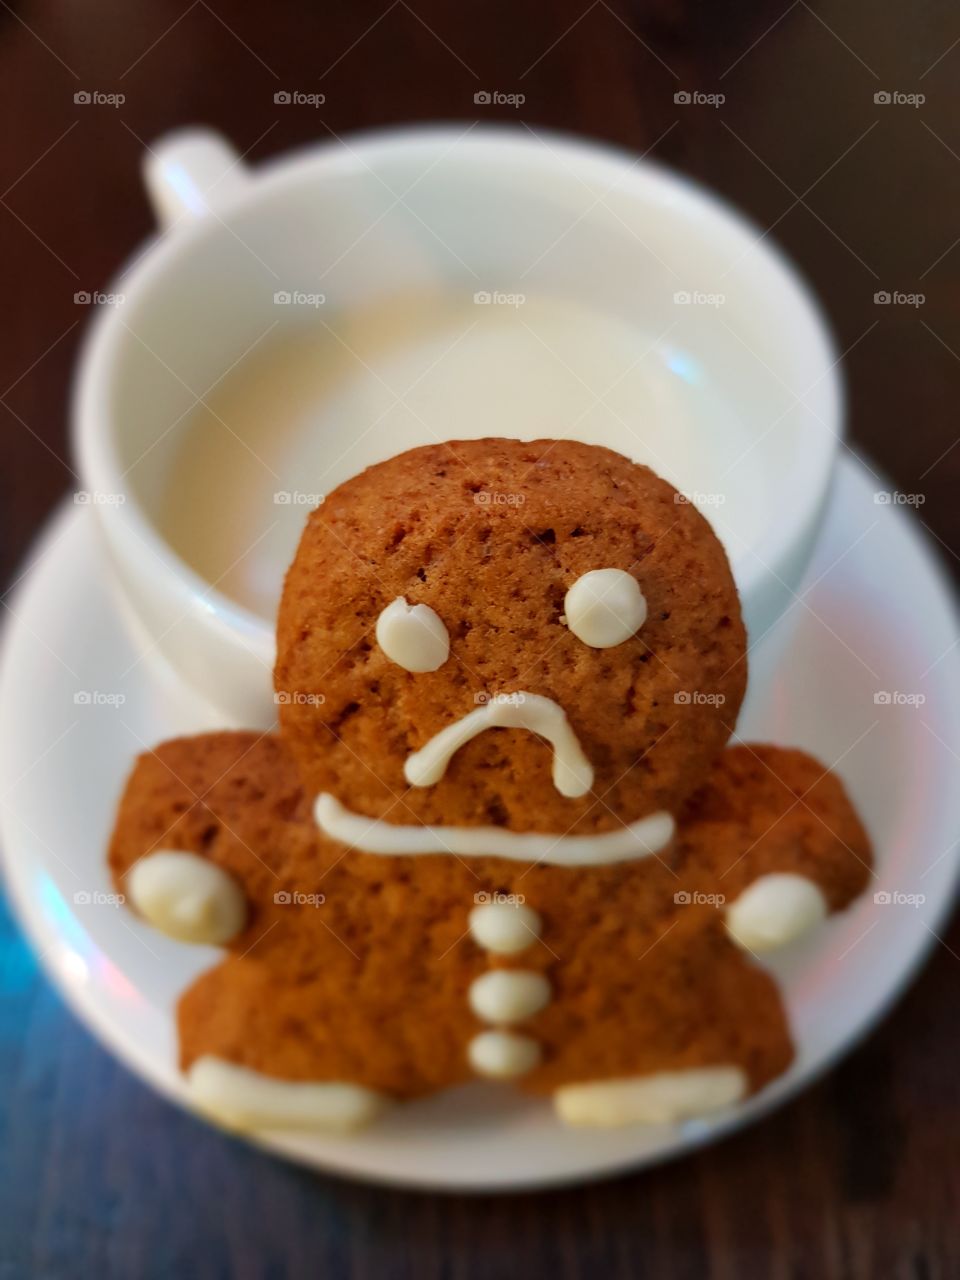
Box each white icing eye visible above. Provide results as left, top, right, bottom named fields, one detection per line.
left=563, top=569, right=647, bottom=648
left=375, top=597, right=450, bottom=672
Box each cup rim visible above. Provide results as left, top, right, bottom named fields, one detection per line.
left=73, top=122, right=842, bottom=649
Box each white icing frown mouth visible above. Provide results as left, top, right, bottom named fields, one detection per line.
left=313, top=691, right=674, bottom=866
left=404, top=691, right=594, bottom=798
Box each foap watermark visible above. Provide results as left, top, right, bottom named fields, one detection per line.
left=674, top=890, right=726, bottom=906
left=474, top=290, right=525, bottom=308
left=274, top=90, right=326, bottom=107
left=74, top=690, right=125, bottom=707
left=874, top=890, right=925, bottom=907
left=674, top=90, right=725, bottom=107
left=874, top=489, right=925, bottom=507
left=274, top=490, right=325, bottom=506
left=474, top=691, right=527, bottom=707
left=674, top=290, right=725, bottom=307
left=274, top=290, right=325, bottom=308
left=874, top=90, right=925, bottom=108
left=474, top=90, right=525, bottom=108
left=74, top=889, right=125, bottom=906
left=675, top=490, right=727, bottom=509
left=473, top=490, right=526, bottom=507
left=274, top=890, right=326, bottom=907
left=874, top=690, right=926, bottom=707
left=874, top=290, right=925, bottom=307
left=74, top=90, right=125, bottom=108
left=674, top=690, right=726, bottom=706
left=274, top=690, right=326, bottom=707
left=74, top=290, right=125, bottom=307
left=74, top=489, right=125, bottom=506
left=474, top=890, right=526, bottom=906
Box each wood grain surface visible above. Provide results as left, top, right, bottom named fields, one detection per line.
left=1, top=2, right=958, bottom=1276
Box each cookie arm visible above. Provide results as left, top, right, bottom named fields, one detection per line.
left=675, top=745, right=872, bottom=951
left=109, top=731, right=309, bottom=946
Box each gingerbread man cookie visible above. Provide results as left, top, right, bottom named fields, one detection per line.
left=109, top=439, right=871, bottom=1131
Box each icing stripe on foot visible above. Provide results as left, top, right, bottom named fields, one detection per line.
left=188, top=1056, right=388, bottom=1131
left=554, top=1066, right=747, bottom=1127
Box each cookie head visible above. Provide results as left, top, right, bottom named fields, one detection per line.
left=275, top=438, right=746, bottom=839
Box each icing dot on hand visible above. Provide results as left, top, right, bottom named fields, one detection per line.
left=375, top=597, right=450, bottom=673
left=127, top=851, right=247, bottom=945
left=563, top=569, right=647, bottom=648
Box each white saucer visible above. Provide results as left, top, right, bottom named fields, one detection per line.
left=1, top=455, right=958, bottom=1191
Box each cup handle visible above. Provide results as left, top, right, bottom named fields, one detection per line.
left=142, top=128, right=250, bottom=230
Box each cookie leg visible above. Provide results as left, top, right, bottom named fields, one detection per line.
left=177, top=942, right=479, bottom=1130
left=188, top=1056, right=387, bottom=1132
left=182, top=963, right=382, bottom=1136
left=554, top=1066, right=748, bottom=1127
left=519, top=912, right=793, bottom=1128
left=677, top=745, right=872, bottom=953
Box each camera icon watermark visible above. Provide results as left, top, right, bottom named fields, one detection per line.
left=274, top=90, right=326, bottom=107
left=673, top=290, right=725, bottom=307
left=473, top=290, right=525, bottom=308
left=74, top=90, right=125, bottom=108
left=873, top=290, right=924, bottom=307
left=273, top=490, right=325, bottom=506
left=474, top=890, right=526, bottom=905
left=675, top=490, right=726, bottom=508
left=874, top=490, right=924, bottom=506
left=73, top=690, right=126, bottom=707
left=873, top=889, right=925, bottom=906
left=674, top=90, right=725, bottom=107
left=474, top=90, right=525, bottom=108
left=73, top=889, right=125, bottom=906
left=674, top=890, right=725, bottom=906
left=74, top=489, right=126, bottom=506
left=873, top=690, right=925, bottom=707
left=274, top=290, right=325, bottom=307
left=274, top=690, right=326, bottom=706
left=874, top=90, right=924, bottom=108
left=474, top=691, right=527, bottom=707
left=273, top=889, right=326, bottom=906
left=472, top=490, right=526, bottom=507
left=74, top=290, right=125, bottom=307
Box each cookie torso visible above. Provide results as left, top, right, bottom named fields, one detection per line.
left=109, top=733, right=868, bottom=1101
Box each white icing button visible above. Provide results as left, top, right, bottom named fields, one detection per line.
left=563, top=569, right=647, bottom=648
left=468, top=901, right=542, bottom=954
left=187, top=1056, right=387, bottom=1131
left=468, top=970, right=551, bottom=1023
left=554, top=1066, right=747, bottom=1127
left=127, top=851, right=247, bottom=945
left=726, top=873, right=827, bottom=952
left=467, top=1030, right=542, bottom=1079
left=404, top=691, right=594, bottom=798
left=316, top=792, right=674, bottom=866
left=375, top=596, right=449, bottom=672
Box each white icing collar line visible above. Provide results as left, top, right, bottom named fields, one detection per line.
left=315, top=793, right=675, bottom=867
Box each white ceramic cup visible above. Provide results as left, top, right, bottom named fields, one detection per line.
left=73, top=125, right=842, bottom=727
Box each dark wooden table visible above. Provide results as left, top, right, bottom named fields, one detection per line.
left=1, top=2, right=958, bottom=1276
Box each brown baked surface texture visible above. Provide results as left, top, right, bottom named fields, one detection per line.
left=274, top=437, right=747, bottom=833
left=674, top=744, right=873, bottom=909
left=109, top=733, right=871, bottom=1100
